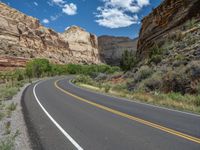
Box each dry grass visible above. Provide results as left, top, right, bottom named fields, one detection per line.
left=77, top=83, right=200, bottom=114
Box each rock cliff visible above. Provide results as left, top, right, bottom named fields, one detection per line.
left=131, top=0, right=200, bottom=94
left=61, top=26, right=100, bottom=64
left=137, top=0, right=200, bottom=60
left=98, top=36, right=137, bottom=66
left=0, top=2, right=101, bottom=70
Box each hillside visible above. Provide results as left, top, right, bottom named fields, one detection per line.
left=126, top=0, right=200, bottom=94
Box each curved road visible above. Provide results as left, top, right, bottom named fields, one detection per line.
left=22, top=76, right=200, bottom=150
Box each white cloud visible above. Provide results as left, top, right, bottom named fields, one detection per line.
left=137, top=0, right=150, bottom=7
left=96, top=8, right=138, bottom=28
left=62, top=3, right=77, bottom=15
left=103, top=0, right=141, bottom=13
left=42, top=19, right=49, bottom=24
left=49, top=0, right=78, bottom=16
left=33, top=2, right=38, bottom=6
left=95, top=0, right=150, bottom=28
left=52, top=0, right=65, bottom=6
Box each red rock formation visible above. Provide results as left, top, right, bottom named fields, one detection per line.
left=0, top=56, right=28, bottom=71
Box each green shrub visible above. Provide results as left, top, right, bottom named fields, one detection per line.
left=66, top=64, right=120, bottom=75
left=183, top=18, right=196, bottom=30
left=96, top=64, right=110, bottom=73
left=0, top=87, right=18, bottom=100
left=50, top=64, right=68, bottom=76
left=134, top=66, right=153, bottom=83
left=142, top=71, right=163, bottom=91
left=162, top=70, right=190, bottom=94
left=14, top=69, right=24, bottom=81
left=112, top=83, right=127, bottom=92
left=106, top=66, right=121, bottom=74
left=149, top=44, right=163, bottom=59
left=150, top=55, right=162, bottom=64
left=194, top=96, right=200, bottom=106
left=6, top=102, right=17, bottom=111
left=161, top=39, right=174, bottom=51
left=0, top=112, right=5, bottom=121
left=175, top=54, right=187, bottom=61
left=26, top=58, right=51, bottom=78
left=104, top=84, right=111, bottom=93
left=186, top=61, right=200, bottom=79
left=0, top=137, right=14, bottom=150
left=167, top=92, right=184, bottom=102
left=120, top=50, right=137, bottom=71
left=74, top=75, right=94, bottom=85
left=66, top=64, right=83, bottom=74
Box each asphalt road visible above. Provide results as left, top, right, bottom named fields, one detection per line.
left=22, top=76, right=200, bottom=150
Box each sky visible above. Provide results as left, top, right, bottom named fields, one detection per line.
left=1, top=0, right=162, bottom=38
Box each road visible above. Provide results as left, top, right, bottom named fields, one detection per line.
left=22, top=76, right=200, bottom=150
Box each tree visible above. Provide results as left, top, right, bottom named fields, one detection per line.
left=25, top=59, right=51, bottom=78
left=120, top=50, right=136, bottom=71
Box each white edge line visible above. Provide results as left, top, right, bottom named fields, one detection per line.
left=68, top=79, right=200, bottom=118
left=33, top=81, right=84, bottom=150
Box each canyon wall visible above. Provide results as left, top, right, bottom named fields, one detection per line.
left=0, top=2, right=101, bottom=70
left=98, top=36, right=137, bottom=66
left=137, top=0, right=200, bottom=60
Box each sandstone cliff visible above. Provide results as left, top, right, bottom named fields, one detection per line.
left=0, top=2, right=101, bottom=70
left=137, top=0, right=200, bottom=60
left=98, top=36, right=137, bottom=66
left=61, top=26, right=100, bottom=64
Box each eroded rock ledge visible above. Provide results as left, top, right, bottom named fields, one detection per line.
left=137, top=0, right=200, bottom=60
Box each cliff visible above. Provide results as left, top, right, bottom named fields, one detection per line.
left=137, top=0, right=200, bottom=60
left=129, top=0, right=200, bottom=94
left=98, top=36, right=137, bottom=66
left=61, top=26, right=100, bottom=64
left=0, top=2, right=101, bottom=70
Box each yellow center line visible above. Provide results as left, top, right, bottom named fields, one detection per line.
left=54, top=80, right=200, bottom=144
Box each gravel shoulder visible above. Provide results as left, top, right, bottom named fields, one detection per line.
left=0, top=83, right=32, bottom=150
left=11, top=83, right=32, bottom=150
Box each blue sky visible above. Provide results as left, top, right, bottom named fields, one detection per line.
left=1, top=0, right=161, bottom=38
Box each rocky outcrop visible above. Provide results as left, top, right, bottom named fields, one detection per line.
left=0, top=2, right=101, bottom=70
left=0, top=56, right=28, bottom=71
left=137, top=0, right=200, bottom=60
left=98, top=36, right=137, bottom=66
left=61, top=26, right=100, bottom=64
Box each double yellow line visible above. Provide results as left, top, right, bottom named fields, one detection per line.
left=55, top=80, right=200, bottom=144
